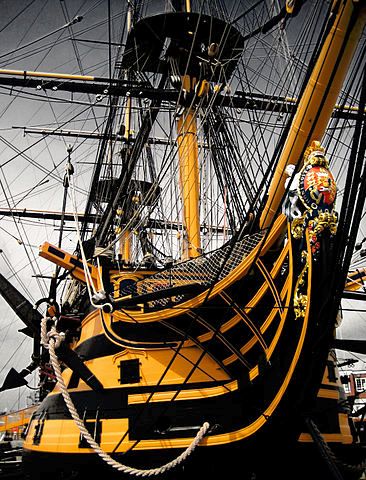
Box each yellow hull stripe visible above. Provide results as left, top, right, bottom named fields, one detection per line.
left=128, top=380, right=238, bottom=404
left=299, top=414, right=353, bottom=445
left=317, top=388, right=339, bottom=400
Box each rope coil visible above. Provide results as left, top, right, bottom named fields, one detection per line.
left=41, top=317, right=210, bottom=477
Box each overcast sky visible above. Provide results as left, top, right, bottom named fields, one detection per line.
left=0, top=0, right=122, bottom=412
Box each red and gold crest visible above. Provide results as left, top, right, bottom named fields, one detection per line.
left=299, top=164, right=337, bottom=210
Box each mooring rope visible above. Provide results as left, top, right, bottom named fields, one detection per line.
left=40, top=317, right=210, bottom=477
left=306, top=417, right=366, bottom=477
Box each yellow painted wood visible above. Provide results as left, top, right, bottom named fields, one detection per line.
left=176, top=107, right=201, bottom=258
left=0, top=69, right=95, bottom=81
left=128, top=380, right=238, bottom=404
left=39, top=242, right=98, bottom=285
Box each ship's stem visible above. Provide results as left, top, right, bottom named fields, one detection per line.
left=176, top=79, right=201, bottom=259
left=260, top=0, right=366, bottom=229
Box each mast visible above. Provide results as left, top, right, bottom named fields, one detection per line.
left=175, top=0, right=201, bottom=259
left=260, top=0, right=366, bottom=229
left=119, top=0, right=133, bottom=264
left=176, top=76, right=201, bottom=259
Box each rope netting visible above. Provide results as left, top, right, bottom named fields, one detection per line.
left=118, top=231, right=265, bottom=307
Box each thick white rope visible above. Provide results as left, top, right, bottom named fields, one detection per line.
left=40, top=317, right=210, bottom=477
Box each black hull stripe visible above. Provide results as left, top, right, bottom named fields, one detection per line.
left=33, top=379, right=230, bottom=418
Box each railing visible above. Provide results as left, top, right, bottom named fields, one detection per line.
left=0, top=405, right=38, bottom=435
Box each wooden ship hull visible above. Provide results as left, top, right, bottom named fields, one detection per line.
left=20, top=214, right=364, bottom=479
left=23, top=217, right=365, bottom=478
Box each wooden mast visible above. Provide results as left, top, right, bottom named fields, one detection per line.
left=260, top=0, right=366, bottom=230
left=119, top=1, right=133, bottom=264
left=174, top=0, right=201, bottom=259
left=176, top=78, right=201, bottom=259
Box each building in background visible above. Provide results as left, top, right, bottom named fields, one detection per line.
left=340, top=364, right=366, bottom=443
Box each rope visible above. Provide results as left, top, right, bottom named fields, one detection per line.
left=66, top=166, right=113, bottom=313
left=40, top=317, right=210, bottom=477
left=306, top=418, right=366, bottom=477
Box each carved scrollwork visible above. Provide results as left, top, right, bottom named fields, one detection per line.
left=293, top=252, right=309, bottom=320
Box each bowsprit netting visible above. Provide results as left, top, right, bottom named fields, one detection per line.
left=118, top=231, right=265, bottom=309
